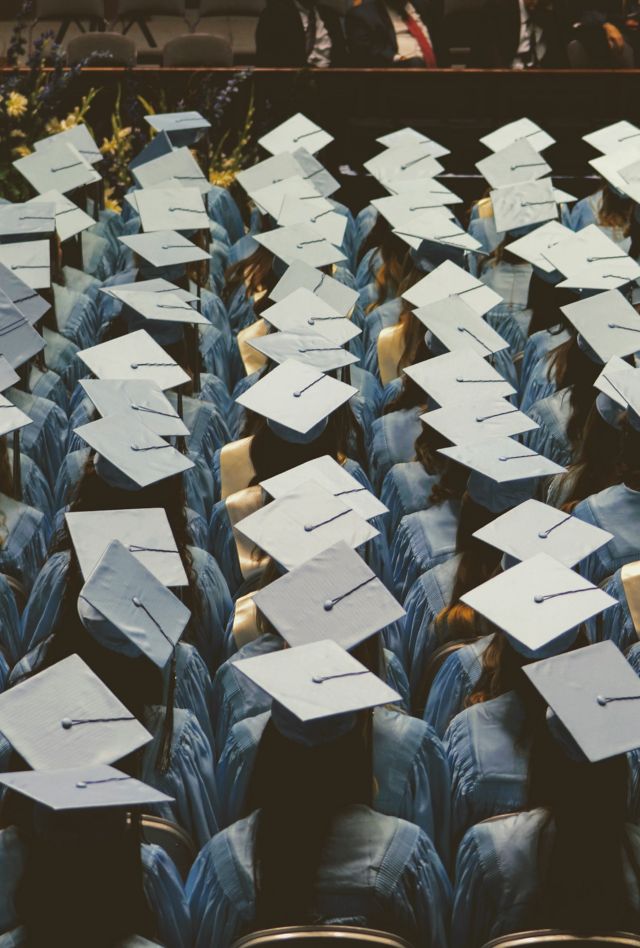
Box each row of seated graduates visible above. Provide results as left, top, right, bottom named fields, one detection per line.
left=0, top=109, right=639, bottom=947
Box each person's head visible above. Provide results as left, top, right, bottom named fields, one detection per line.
left=555, top=398, right=624, bottom=511
left=357, top=216, right=412, bottom=311
left=222, top=245, right=275, bottom=307
left=546, top=334, right=602, bottom=449
left=527, top=274, right=577, bottom=336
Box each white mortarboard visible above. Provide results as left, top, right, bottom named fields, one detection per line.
left=376, top=128, right=450, bottom=158
left=78, top=540, right=190, bottom=666
left=113, top=289, right=208, bottom=326
left=28, top=189, right=94, bottom=242
left=617, top=155, right=640, bottom=205
left=404, top=350, right=516, bottom=405
left=132, top=147, right=209, bottom=195
left=383, top=177, right=462, bottom=205
left=438, top=435, right=565, bottom=482
left=524, top=640, right=640, bottom=762
left=364, top=141, right=444, bottom=188
left=260, top=454, right=387, bottom=521
left=589, top=144, right=640, bottom=198
left=236, top=152, right=304, bottom=196
left=35, top=123, right=103, bottom=165
left=0, top=299, right=45, bottom=367
left=80, top=378, right=189, bottom=438
left=473, top=498, right=613, bottom=568
left=476, top=138, right=551, bottom=189
left=102, top=278, right=197, bottom=305
left=254, top=541, right=404, bottom=650
left=542, top=224, right=640, bottom=291
left=414, top=295, right=509, bottom=357
left=135, top=187, right=208, bottom=233
left=234, top=639, right=400, bottom=726
left=67, top=508, right=188, bottom=587
left=422, top=397, right=537, bottom=445
left=145, top=111, right=211, bottom=144
left=0, top=241, right=51, bottom=289
left=277, top=196, right=347, bottom=249
left=74, top=412, right=194, bottom=489
left=0, top=764, right=172, bottom=811
left=480, top=118, right=555, bottom=154
left=289, top=147, right=341, bottom=198
left=583, top=121, right=640, bottom=155
left=371, top=194, right=454, bottom=229
left=594, top=356, right=634, bottom=408
left=249, top=176, right=319, bottom=218
left=393, top=210, right=483, bottom=255
left=270, top=260, right=357, bottom=316
left=254, top=223, right=346, bottom=268
left=0, top=393, right=31, bottom=438
left=490, top=178, right=557, bottom=234
left=0, top=202, right=56, bottom=238
left=0, top=356, right=20, bottom=392
left=553, top=187, right=578, bottom=205
left=129, top=131, right=173, bottom=173
left=462, top=553, right=616, bottom=659
left=119, top=230, right=210, bottom=269
left=235, top=358, right=356, bottom=436
left=0, top=653, right=152, bottom=770
left=560, top=290, right=640, bottom=363
left=14, top=141, right=100, bottom=194
left=234, top=480, right=379, bottom=571
left=262, top=288, right=360, bottom=345
left=606, top=365, right=640, bottom=430
left=78, top=329, right=189, bottom=391
left=0, top=261, right=50, bottom=325
left=506, top=219, right=573, bottom=271
left=248, top=330, right=358, bottom=372
left=259, top=113, right=333, bottom=157
left=402, top=259, right=502, bottom=316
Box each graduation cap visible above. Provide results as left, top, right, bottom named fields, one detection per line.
left=404, top=350, right=516, bottom=406
left=0, top=298, right=45, bottom=367
left=617, top=155, right=640, bottom=204
left=383, top=176, right=462, bottom=205
left=422, top=396, right=537, bottom=445
left=259, top=112, right=333, bottom=157
left=543, top=224, right=640, bottom=291
left=371, top=194, right=455, bottom=229
left=589, top=144, right=640, bottom=200
left=145, top=111, right=211, bottom=147
left=35, top=123, right=103, bottom=165
left=236, top=152, right=304, bottom=196
left=289, top=147, right=341, bottom=198
left=67, top=508, right=188, bottom=588
left=0, top=240, right=51, bottom=290
left=0, top=653, right=152, bottom=770
left=249, top=175, right=320, bottom=219
left=234, top=480, right=379, bottom=572
left=476, top=138, right=551, bottom=189
left=461, top=552, right=616, bottom=659
left=0, top=393, right=32, bottom=439
left=129, top=131, right=173, bottom=173
left=560, top=290, right=640, bottom=363
left=583, top=120, right=640, bottom=155
left=277, top=195, right=347, bottom=249
left=414, top=295, right=509, bottom=358
left=248, top=329, right=358, bottom=372
left=270, top=260, right=358, bottom=317
left=0, top=261, right=50, bottom=325
left=27, top=189, right=94, bottom=242
left=0, top=764, right=172, bottom=812
left=254, top=540, right=404, bottom=651
left=364, top=141, right=445, bottom=188
left=135, top=186, right=208, bottom=234
left=376, top=128, right=450, bottom=158
left=402, top=259, right=502, bottom=316
left=506, top=219, right=573, bottom=271
left=0, top=356, right=20, bottom=392
left=235, top=358, right=356, bottom=441
left=263, top=288, right=360, bottom=346
left=490, top=178, right=558, bottom=235
left=393, top=211, right=483, bottom=256
left=14, top=141, right=100, bottom=195
left=473, top=498, right=613, bottom=568
left=234, top=639, right=400, bottom=742
left=78, top=540, right=190, bottom=666
left=480, top=118, right=555, bottom=154
left=0, top=202, right=56, bottom=239
left=74, top=411, right=194, bottom=490
left=79, top=378, right=189, bottom=438
left=594, top=356, right=634, bottom=408
left=113, top=289, right=208, bottom=326
left=103, top=278, right=198, bottom=306
left=132, top=146, right=209, bottom=195
left=524, top=640, right=640, bottom=762
left=438, top=435, right=565, bottom=482
left=260, top=454, right=388, bottom=521
left=77, top=329, right=190, bottom=391
left=119, top=230, right=211, bottom=269
left=607, top=364, right=640, bottom=431
left=254, top=223, right=346, bottom=268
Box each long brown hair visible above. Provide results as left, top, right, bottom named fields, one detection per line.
left=222, top=245, right=275, bottom=308
left=545, top=337, right=602, bottom=448
left=553, top=401, right=624, bottom=512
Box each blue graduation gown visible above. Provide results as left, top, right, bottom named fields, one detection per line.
left=187, top=805, right=452, bottom=948
left=521, top=386, right=574, bottom=466
left=380, top=462, right=438, bottom=544
left=0, top=493, right=48, bottom=589
left=403, top=554, right=460, bottom=699
left=391, top=501, right=460, bottom=602
left=573, top=484, right=640, bottom=585
left=423, top=636, right=492, bottom=738
left=369, top=407, right=423, bottom=493
left=591, top=569, right=636, bottom=652
left=8, top=390, right=68, bottom=490
left=518, top=327, right=569, bottom=412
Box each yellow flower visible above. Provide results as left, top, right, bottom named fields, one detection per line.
left=103, top=186, right=121, bottom=214
left=100, top=136, right=118, bottom=156
left=117, top=127, right=132, bottom=141
left=6, top=92, right=28, bottom=119
left=9, top=128, right=26, bottom=138
left=12, top=145, right=31, bottom=158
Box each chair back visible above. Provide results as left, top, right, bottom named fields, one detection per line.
left=34, top=0, right=106, bottom=17
left=231, top=927, right=415, bottom=947
left=198, top=0, right=265, bottom=15
left=567, top=38, right=635, bottom=68
left=163, top=32, right=233, bottom=65
left=482, top=932, right=640, bottom=947
left=67, top=30, right=137, bottom=64
left=140, top=814, right=197, bottom=881
left=115, top=0, right=186, bottom=15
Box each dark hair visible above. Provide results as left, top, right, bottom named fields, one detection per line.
left=554, top=401, right=624, bottom=511
left=382, top=330, right=432, bottom=416
left=222, top=245, right=276, bottom=309
left=545, top=337, right=601, bottom=449
left=356, top=216, right=412, bottom=312
left=619, top=417, right=640, bottom=491
left=3, top=794, right=154, bottom=948
left=527, top=276, right=578, bottom=337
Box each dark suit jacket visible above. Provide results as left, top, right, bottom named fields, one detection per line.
left=470, top=0, right=569, bottom=67
left=345, top=0, right=448, bottom=67
left=256, top=0, right=348, bottom=66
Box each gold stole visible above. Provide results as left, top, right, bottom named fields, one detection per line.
left=622, top=561, right=640, bottom=638
left=377, top=323, right=406, bottom=387
left=237, top=318, right=268, bottom=376
left=220, top=436, right=256, bottom=500
left=230, top=591, right=260, bottom=650
left=225, top=484, right=269, bottom=581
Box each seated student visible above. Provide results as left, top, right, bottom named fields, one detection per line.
left=346, top=0, right=447, bottom=67
left=470, top=0, right=569, bottom=68
left=517, top=272, right=572, bottom=408
left=188, top=644, right=452, bottom=948
left=256, top=0, right=348, bottom=67
left=0, top=768, right=190, bottom=948
left=570, top=181, right=635, bottom=240
left=568, top=11, right=634, bottom=66
left=452, top=642, right=640, bottom=947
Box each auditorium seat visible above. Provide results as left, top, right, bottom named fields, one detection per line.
left=230, top=927, right=415, bottom=947
left=193, top=0, right=265, bottom=65
left=481, top=932, right=640, bottom=947
left=443, top=0, right=484, bottom=66
left=567, top=37, right=635, bottom=68
left=163, top=32, right=233, bottom=65
left=141, top=814, right=197, bottom=882
left=110, top=0, right=193, bottom=63
left=30, top=0, right=106, bottom=50
left=66, top=30, right=137, bottom=65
